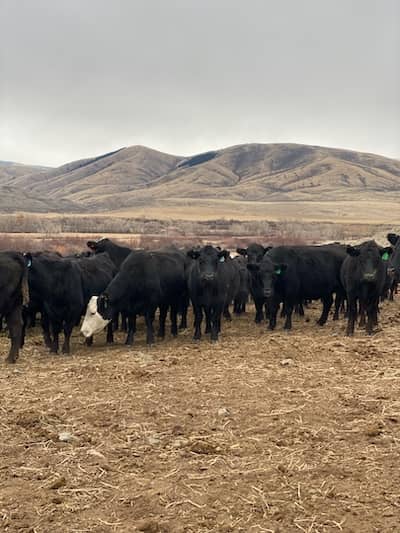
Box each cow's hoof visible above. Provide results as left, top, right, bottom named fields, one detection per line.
left=5, top=357, right=16, bottom=364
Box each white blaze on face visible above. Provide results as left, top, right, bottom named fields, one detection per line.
left=81, top=296, right=110, bottom=337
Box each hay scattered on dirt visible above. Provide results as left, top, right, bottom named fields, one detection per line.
left=2, top=301, right=400, bottom=532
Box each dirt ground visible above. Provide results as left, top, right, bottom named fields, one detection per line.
left=1, top=301, right=400, bottom=533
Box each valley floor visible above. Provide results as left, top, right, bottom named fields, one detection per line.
left=1, top=302, right=400, bottom=532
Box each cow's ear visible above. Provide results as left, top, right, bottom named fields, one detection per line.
left=87, top=240, right=97, bottom=250
left=236, top=248, right=247, bottom=256
left=23, top=252, right=32, bottom=268
left=187, top=249, right=200, bottom=259
left=387, top=233, right=399, bottom=246
left=274, top=263, right=287, bottom=275
left=218, top=249, right=230, bottom=260
left=346, top=245, right=360, bottom=257
left=380, top=247, right=393, bottom=260
left=264, top=246, right=273, bottom=254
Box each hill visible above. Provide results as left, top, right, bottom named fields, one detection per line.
left=2, top=143, right=400, bottom=213
left=0, top=161, right=50, bottom=184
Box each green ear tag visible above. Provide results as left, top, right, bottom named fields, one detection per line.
left=382, top=252, right=389, bottom=261
left=275, top=268, right=282, bottom=275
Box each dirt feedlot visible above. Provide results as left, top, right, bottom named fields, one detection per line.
left=1, top=302, right=400, bottom=533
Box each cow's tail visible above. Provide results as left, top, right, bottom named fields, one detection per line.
left=21, top=253, right=32, bottom=307
left=21, top=268, right=30, bottom=307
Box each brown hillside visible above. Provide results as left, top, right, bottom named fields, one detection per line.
left=10, top=146, right=181, bottom=202
left=0, top=185, right=80, bottom=213
left=2, top=143, right=400, bottom=212
left=0, top=161, right=50, bottom=185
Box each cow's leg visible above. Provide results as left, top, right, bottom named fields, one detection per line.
left=145, top=311, right=155, bottom=345
left=193, top=305, right=203, bottom=340
left=210, top=306, right=222, bottom=342
left=85, top=335, right=93, bottom=346
left=283, top=300, right=294, bottom=330
left=61, top=322, right=74, bottom=354
left=204, top=307, right=213, bottom=336
left=157, top=304, right=168, bottom=338
left=254, top=298, right=264, bottom=323
left=5, top=306, right=23, bottom=364
left=50, top=320, right=62, bottom=354
left=179, top=298, right=188, bottom=330
left=41, top=311, right=52, bottom=349
left=205, top=311, right=211, bottom=334
left=223, top=302, right=232, bottom=321
left=317, top=294, right=333, bottom=326
left=268, top=299, right=279, bottom=330
left=112, top=312, right=119, bottom=332
left=346, top=294, right=357, bottom=336
left=106, top=322, right=114, bottom=343
left=170, top=305, right=178, bottom=337
left=366, top=297, right=379, bottom=333
left=333, top=292, right=343, bottom=320
left=358, top=299, right=366, bottom=327
left=125, top=316, right=136, bottom=345
left=121, top=313, right=128, bottom=332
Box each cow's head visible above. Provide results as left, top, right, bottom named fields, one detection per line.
left=80, top=296, right=110, bottom=338
left=258, top=256, right=287, bottom=298
left=347, top=241, right=391, bottom=282
left=387, top=233, right=400, bottom=281
left=237, top=243, right=272, bottom=272
left=188, top=245, right=228, bottom=283
left=87, top=238, right=109, bottom=254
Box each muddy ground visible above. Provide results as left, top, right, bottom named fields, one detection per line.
left=1, top=301, right=400, bottom=533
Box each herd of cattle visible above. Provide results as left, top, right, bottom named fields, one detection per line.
left=1, top=234, right=400, bottom=364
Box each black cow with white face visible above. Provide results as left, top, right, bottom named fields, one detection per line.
left=236, top=243, right=272, bottom=323
left=341, top=240, right=392, bottom=336
left=187, top=245, right=233, bottom=341
left=81, top=250, right=187, bottom=346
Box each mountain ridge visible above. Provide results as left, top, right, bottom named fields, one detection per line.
left=1, top=143, right=400, bottom=213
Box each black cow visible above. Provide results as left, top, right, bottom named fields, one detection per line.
left=87, top=250, right=187, bottom=346
left=236, top=244, right=272, bottom=322
left=0, top=252, right=30, bottom=363
left=259, top=244, right=347, bottom=330
left=233, top=255, right=250, bottom=315
left=340, top=240, right=392, bottom=336
left=27, top=254, right=84, bottom=353
left=187, top=245, right=235, bottom=341
left=386, top=233, right=400, bottom=300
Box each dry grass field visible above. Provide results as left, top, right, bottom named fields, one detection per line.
left=2, top=301, right=400, bottom=532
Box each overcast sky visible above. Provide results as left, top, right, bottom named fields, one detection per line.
left=1, top=0, right=399, bottom=166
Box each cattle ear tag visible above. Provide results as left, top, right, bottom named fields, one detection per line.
left=275, top=268, right=282, bottom=275
left=382, top=252, right=389, bottom=261
left=27, top=259, right=32, bottom=267
left=219, top=256, right=225, bottom=263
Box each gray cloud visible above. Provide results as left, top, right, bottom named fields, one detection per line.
left=1, top=0, right=399, bottom=166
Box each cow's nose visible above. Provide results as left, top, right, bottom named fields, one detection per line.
left=80, top=327, right=91, bottom=338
